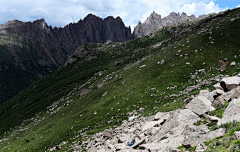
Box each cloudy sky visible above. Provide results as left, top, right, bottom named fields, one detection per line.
left=0, top=0, right=239, bottom=31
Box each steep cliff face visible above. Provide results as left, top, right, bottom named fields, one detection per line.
left=0, top=14, right=132, bottom=103
left=133, top=11, right=196, bottom=38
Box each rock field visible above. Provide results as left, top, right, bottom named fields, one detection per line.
left=69, top=75, right=240, bottom=152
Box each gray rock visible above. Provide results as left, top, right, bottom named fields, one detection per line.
left=220, top=76, right=240, bottom=91
left=203, top=114, right=220, bottom=123
left=212, top=89, right=224, bottom=98
left=185, top=96, right=215, bottom=116
left=220, top=87, right=240, bottom=102
left=212, top=96, right=225, bottom=106
left=147, top=127, right=160, bottom=136
left=132, top=138, right=145, bottom=149
left=107, top=144, right=115, bottom=151
left=199, top=90, right=214, bottom=102
left=150, top=109, right=200, bottom=142
left=142, top=119, right=165, bottom=131
left=118, top=134, right=131, bottom=143
left=230, top=18, right=236, bottom=22
left=195, top=143, right=207, bottom=152
left=213, top=83, right=224, bottom=90
left=182, top=96, right=194, bottom=108
left=128, top=115, right=138, bottom=121
left=234, top=131, right=240, bottom=139
left=182, top=128, right=225, bottom=147
left=97, top=148, right=106, bottom=152
left=211, top=86, right=240, bottom=106
left=114, top=144, right=126, bottom=151
left=79, top=89, right=90, bottom=97
left=218, top=98, right=240, bottom=125
left=154, top=112, right=171, bottom=120
left=139, top=142, right=164, bottom=151
left=230, top=61, right=236, bottom=66
left=102, top=91, right=108, bottom=97
left=97, top=83, right=104, bottom=89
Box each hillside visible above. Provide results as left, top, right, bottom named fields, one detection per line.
left=0, top=7, right=240, bottom=151
left=0, top=14, right=132, bottom=103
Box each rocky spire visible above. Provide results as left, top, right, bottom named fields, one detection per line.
left=133, top=11, right=196, bottom=38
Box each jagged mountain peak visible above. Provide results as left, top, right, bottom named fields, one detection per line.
left=84, top=13, right=101, bottom=21
left=133, top=11, right=196, bottom=38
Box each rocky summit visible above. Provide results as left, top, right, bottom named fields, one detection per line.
left=133, top=11, right=205, bottom=38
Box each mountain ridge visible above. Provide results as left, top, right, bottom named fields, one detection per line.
left=0, top=14, right=132, bottom=103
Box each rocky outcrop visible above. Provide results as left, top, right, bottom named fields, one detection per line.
left=133, top=11, right=196, bottom=38
left=0, top=14, right=132, bottom=103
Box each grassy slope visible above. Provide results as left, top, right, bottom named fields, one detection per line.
left=0, top=8, right=240, bottom=151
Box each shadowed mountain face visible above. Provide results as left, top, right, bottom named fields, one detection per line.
left=0, top=14, right=133, bottom=103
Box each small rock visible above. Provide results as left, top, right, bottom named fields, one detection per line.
left=195, top=143, right=207, bottom=152
left=234, top=131, right=240, bottom=139
left=203, top=114, right=220, bottom=123
left=128, top=115, right=137, bottom=121
left=154, top=112, right=170, bottom=120
left=230, top=61, right=236, bottom=67
left=102, top=91, right=107, bottom=97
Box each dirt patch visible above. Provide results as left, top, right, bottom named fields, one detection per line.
left=218, top=59, right=229, bottom=70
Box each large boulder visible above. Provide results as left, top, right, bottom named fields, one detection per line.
left=185, top=96, right=215, bottom=116
left=182, top=128, right=225, bottom=147
left=149, top=109, right=200, bottom=142
left=212, top=87, right=240, bottom=106
left=218, top=98, right=240, bottom=125
left=220, top=77, right=240, bottom=91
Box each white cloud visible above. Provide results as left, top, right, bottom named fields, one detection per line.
left=179, top=1, right=225, bottom=17
left=238, top=4, right=240, bottom=8
left=0, top=0, right=229, bottom=30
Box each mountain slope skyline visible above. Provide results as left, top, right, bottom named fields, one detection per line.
left=0, top=0, right=237, bottom=30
